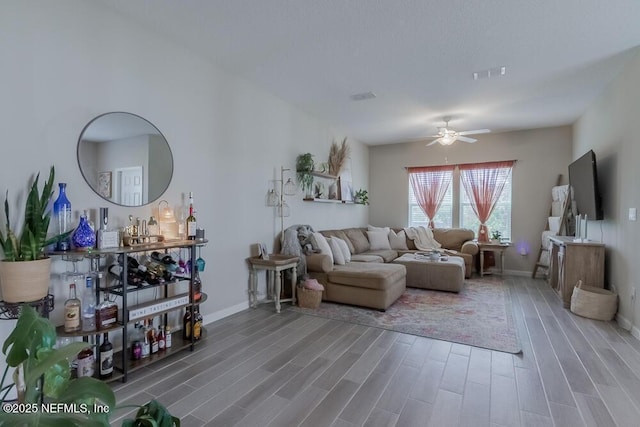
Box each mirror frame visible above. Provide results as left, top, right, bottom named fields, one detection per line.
left=77, top=112, right=174, bottom=207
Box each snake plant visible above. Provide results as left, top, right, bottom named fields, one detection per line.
left=0, top=166, right=70, bottom=261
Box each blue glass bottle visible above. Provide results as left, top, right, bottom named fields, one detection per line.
left=72, top=210, right=96, bottom=250
left=53, top=183, right=72, bottom=251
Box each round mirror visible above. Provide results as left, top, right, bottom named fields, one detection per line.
left=77, top=112, right=173, bottom=206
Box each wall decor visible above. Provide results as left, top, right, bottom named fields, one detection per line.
left=98, top=171, right=112, bottom=198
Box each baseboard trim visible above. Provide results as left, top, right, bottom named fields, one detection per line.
left=202, top=301, right=250, bottom=326
left=615, top=313, right=640, bottom=339
left=503, top=269, right=532, bottom=277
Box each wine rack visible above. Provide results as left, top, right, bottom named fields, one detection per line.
left=54, top=239, right=207, bottom=383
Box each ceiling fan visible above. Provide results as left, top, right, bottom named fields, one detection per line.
left=426, top=118, right=490, bottom=146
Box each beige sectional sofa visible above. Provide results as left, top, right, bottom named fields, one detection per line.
left=305, top=227, right=478, bottom=310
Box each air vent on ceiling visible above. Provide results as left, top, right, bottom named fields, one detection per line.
left=350, top=91, right=377, bottom=101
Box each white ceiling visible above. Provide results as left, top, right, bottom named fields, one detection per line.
left=98, top=0, right=640, bottom=145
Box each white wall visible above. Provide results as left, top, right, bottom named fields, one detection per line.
left=369, top=126, right=573, bottom=274
left=573, top=48, right=640, bottom=335
left=0, top=0, right=368, bottom=361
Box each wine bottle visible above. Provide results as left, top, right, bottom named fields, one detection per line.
left=193, top=306, right=203, bottom=341
left=141, top=321, right=150, bottom=358
left=64, top=283, right=81, bottom=332
left=183, top=308, right=192, bottom=340
left=186, top=192, right=196, bottom=240
left=76, top=347, right=95, bottom=378
left=99, top=333, right=113, bottom=379
left=165, top=326, right=172, bottom=348
left=158, top=325, right=166, bottom=351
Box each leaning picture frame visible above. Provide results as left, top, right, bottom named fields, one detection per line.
left=258, top=242, right=269, bottom=260
left=98, top=171, right=112, bottom=198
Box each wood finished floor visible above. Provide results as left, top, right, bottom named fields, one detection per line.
left=110, top=276, right=640, bottom=426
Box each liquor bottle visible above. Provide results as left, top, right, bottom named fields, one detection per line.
left=178, top=205, right=186, bottom=240
left=82, top=276, right=96, bottom=332
left=193, top=306, right=203, bottom=341
left=76, top=347, right=94, bottom=378
left=158, top=325, right=166, bottom=350
left=130, top=323, right=142, bottom=360
left=53, top=183, right=72, bottom=251
left=64, top=283, right=81, bottom=332
left=193, top=265, right=202, bottom=302
left=99, top=333, right=113, bottom=379
left=186, top=192, right=197, bottom=240
left=165, top=326, right=172, bottom=349
left=150, top=328, right=159, bottom=354
left=183, top=308, right=192, bottom=340
left=95, top=292, right=118, bottom=330
left=141, top=321, right=150, bottom=358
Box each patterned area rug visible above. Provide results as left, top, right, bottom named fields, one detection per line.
left=290, top=276, right=521, bottom=353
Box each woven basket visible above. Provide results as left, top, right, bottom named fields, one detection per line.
left=297, top=287, right=322, bottom=309
left=570, top=280, right=617, bottom=321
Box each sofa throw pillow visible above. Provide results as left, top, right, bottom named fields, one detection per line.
left=313, top=232, right=333, bottom=264
left=345, top=228, right=370, bottom=253
left=367, top=230, right=392, bottom=250
left=367, top=224, right=390, bottom=234
left=333, top=237, right=352, bottom=263
left=388, top=229, right=409, bottom=250
left=328, top=238, right=345, bottom=265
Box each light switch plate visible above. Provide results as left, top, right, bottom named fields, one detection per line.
left=630, top=208, right=637, bottom=221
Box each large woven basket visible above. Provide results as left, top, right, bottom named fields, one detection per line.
left=570, top=280, right=617, bottom=321
left=297, top=287, right=322, bottom=309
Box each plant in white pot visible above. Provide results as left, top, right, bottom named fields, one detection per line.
left=0, top=166, right=71, bottom=303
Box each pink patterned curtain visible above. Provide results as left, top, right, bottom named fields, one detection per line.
left=408, top=165, right=455, bottom=229
left=459, top=161, right=514, bottom=242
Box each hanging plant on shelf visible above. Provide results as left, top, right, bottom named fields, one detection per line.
left=296, top=153, right=315, bottom=197
left=328, top=137, right=350, bottom=176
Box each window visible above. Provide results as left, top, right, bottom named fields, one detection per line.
left=409, top=183, right=452, bottom=228
left=408, top=164, right=512, bottom=239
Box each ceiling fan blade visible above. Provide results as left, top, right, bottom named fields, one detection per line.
left=457, top=136, right=477, bottom=143
left=458, top=129, right=490, bottom=136
left=426, top=139, right=440, bottom=146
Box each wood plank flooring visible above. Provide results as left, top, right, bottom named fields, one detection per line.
left=110, top=276, right=640, bottom=426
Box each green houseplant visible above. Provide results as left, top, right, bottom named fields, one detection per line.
left=354, top=189, right=369, bottom=205
left=296, top=153, right=315, bottom=198
left=0, top=166, right=71, bottom=302
left=0, top=305, right=116, bottom=426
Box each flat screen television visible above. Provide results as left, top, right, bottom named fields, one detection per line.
left=568, top=150, right=603, bottom=220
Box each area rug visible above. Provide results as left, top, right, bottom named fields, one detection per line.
left=290, top=277, right=521, bottom=353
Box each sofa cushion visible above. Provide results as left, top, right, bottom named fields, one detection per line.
left=351, top=254, right=385, bottom=263
left=328, top=237, right=345, bottom=265
left=345, top=228, right=370, bottom=253
left=388, top=229, right=409, bottom=250
left=333, top=237, right=352, bottom=263
left=367, top=230, right=391, bottom=250
left=313, top=232, right=333, bottom=264
left=432, top=228, right=475, bottom=252
left=329, top=262, right=406, bottom=291
left=320, top=229, right=355, bottom=253
left=362, top=249, right=398, bottom=263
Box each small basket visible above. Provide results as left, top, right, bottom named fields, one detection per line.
left=297, top=286, right=322, bottom=309
left=570, top=280, right=618, bottom=321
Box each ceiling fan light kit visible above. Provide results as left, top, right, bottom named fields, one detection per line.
left=426, top=118, right=490, bottom=147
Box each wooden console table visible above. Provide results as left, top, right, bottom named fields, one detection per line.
left=247, top=255, right=298, bottom=313
left=548, top=236, right=605, bottom=308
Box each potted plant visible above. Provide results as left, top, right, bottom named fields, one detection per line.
left=491, top=230, right=502, bottom=243
left=0, top=305, right=179, bottom=427
left=354, top=189, right=369, bottom=205
left=0, top=305, right=116, bottom=426
left=296, top=153, right=315, bottom=198
left=0, top=166, right=71, bottom=303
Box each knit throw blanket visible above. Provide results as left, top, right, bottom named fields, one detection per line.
left=404, top=226, right=442, bottom=251
left=280, top=224, right=315, bottom=280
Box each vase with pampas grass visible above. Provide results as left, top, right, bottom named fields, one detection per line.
left=328, top=137, right=350, bottom=177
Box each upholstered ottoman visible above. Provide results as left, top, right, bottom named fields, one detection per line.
left=392, top=253, right=465, bottom=292
left=321, top=262, right=406, bottom=310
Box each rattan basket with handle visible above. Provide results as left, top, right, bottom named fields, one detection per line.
left=570, top=280, right=617, bottom=321
left=297, top=286, right=322, bottom=309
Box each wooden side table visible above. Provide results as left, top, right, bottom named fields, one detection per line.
left=478, top=242, right=511, bottom=277
left=247, top=255, right=299, bottom=313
